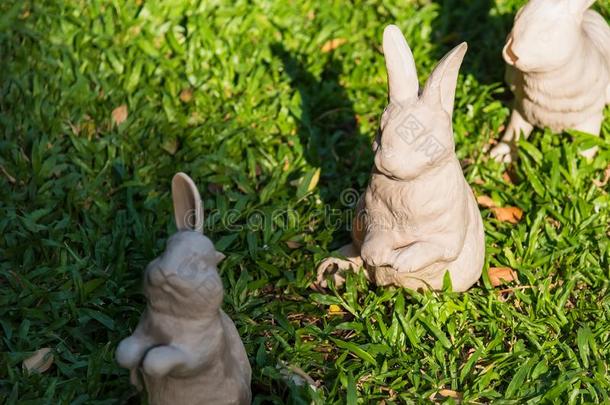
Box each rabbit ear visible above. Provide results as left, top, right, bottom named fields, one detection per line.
left=383, top=25, right=419, bottom=103
left=566, top=0, right=595, bottom=16
left=421, top=42, right=467, bottom=116
left=215, top=252, right=225, bottom=264
left=172, top=173, right=204, bottom=233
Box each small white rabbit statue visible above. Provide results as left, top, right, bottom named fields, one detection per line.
left=490, top=0, right=610, bottom=162
left=316, top=25, right=485, bottom=292
left=116, top=173, right=251, bottom=405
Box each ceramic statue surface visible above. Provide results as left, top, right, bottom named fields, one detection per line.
left=316, top=25, right=485, bottom=292
left=116, top=173, right=251, bottom=405
left=490, top=0, right=610, bottom=162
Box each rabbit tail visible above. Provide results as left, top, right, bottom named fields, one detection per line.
left=583, top=10, right=610, bottom=102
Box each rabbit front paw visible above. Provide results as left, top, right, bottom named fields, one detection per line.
left=391, top=241, right=456, bottom=274
left=116, top=336, right=150, bottom=370
left=315, top=258, right=355, bottom=289
left=142, top=345, right=190, bottom=378
left=490, top=142, right=514, bottom=163
left=360, top=242, right=397, bottom=268
left=315, top=257, right=364, bottom=289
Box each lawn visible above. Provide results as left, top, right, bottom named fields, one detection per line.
left=1, top=0, right=609, bottom=403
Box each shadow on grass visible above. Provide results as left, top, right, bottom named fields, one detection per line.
left=430, top=0, right=515, bottom=87
left=271, top=44, right=373, bottom=248
left=271, top=44, right=373, bottom=192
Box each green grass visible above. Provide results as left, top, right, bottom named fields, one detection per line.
left=1, top=0, right=609, bottom=403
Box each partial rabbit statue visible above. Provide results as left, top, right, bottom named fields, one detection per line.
left=315, top=25, right=485, bottom=292
left=116, top=173, right=251, bottom=405
left=490, top=0, right=610, bottom=162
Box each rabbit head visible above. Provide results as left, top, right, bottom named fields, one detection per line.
left=373, top=25, right=467, bottom=181
left=503, top=0, right=595, bottom=72
left=144, top=173, right=225, bottom=319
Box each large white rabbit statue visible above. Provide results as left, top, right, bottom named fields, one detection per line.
left=316, top=25, right=485, bottom=292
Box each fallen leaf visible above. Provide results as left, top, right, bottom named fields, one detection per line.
left=492, top=206, right=523, bottom=223
left=328, top=304, right=343, bottom=316
left=161, top=138, right=179, bottom=155
left=296, top=168, right=321, bottom=199
left=502, top=171, right=514, bottom=184
left=277, top=360, right=317, bottom=390
left=476, top=195, right=497, bottom=208
left=285, top=240, right=302, bottom=249
left=321, top=38, right=346, bottom=53
left=111, top=104, right=128, bottom=125
left=430, top=389, right=463, bottom=401
left=68, top=121, right=80, bottom=135
left=547, top=216, right=561, bottom=229
left=0, top=165, right=16, bottom=184
left=593, top=164, right=610, bottom=188
left=179, top=88, right=193, bottom=103
left=307, top=168, right=320, bottom=193
left=488, top=267, right=517, bottom=287
left=438, top=389, right=461, bottom=398
left=81, top=120, right=97, bottom=139
left=23, top=348, right=54, bottom=373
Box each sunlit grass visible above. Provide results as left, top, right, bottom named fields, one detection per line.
left=1, top=0, right=609, bottom=403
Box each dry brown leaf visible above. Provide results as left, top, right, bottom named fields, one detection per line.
left=307, top=168, right=321, bottom=193
left=430, top=388, right=463, bottom=401
left=23, top=348, right=54, bottom=373
left=492, top=206, right=523, bottom=223
left=68, top=121, right=80, bottom=136
left=81, top=120, right=97, bottom=139
left=111, top=104, right=128, bottom=125
left=502, top=171, right=514, bottom=184
left=439, top=389, right=462, bottom=398
left=476, top=195, right=497, bottom=209
left=593, top=164, right=610, bottom=188
left=488, top=267, right=517, bottom=287
left=285, top=241, right=302, bottom=249
left=321, top=38, right=347, bottom=53
left=179, top=88, right=193, bottom=103
left=0, top=165, right=16, bottom=184
left=277, top=360, right=317, bottom=389
left=161, top=138, right=179, bottom=155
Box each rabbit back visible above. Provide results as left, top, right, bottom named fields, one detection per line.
left=583, top=9, right=610, bottom=102
left=584, top=10, right=610, bottom=72
left=143, top=312, right=251, bottom=405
